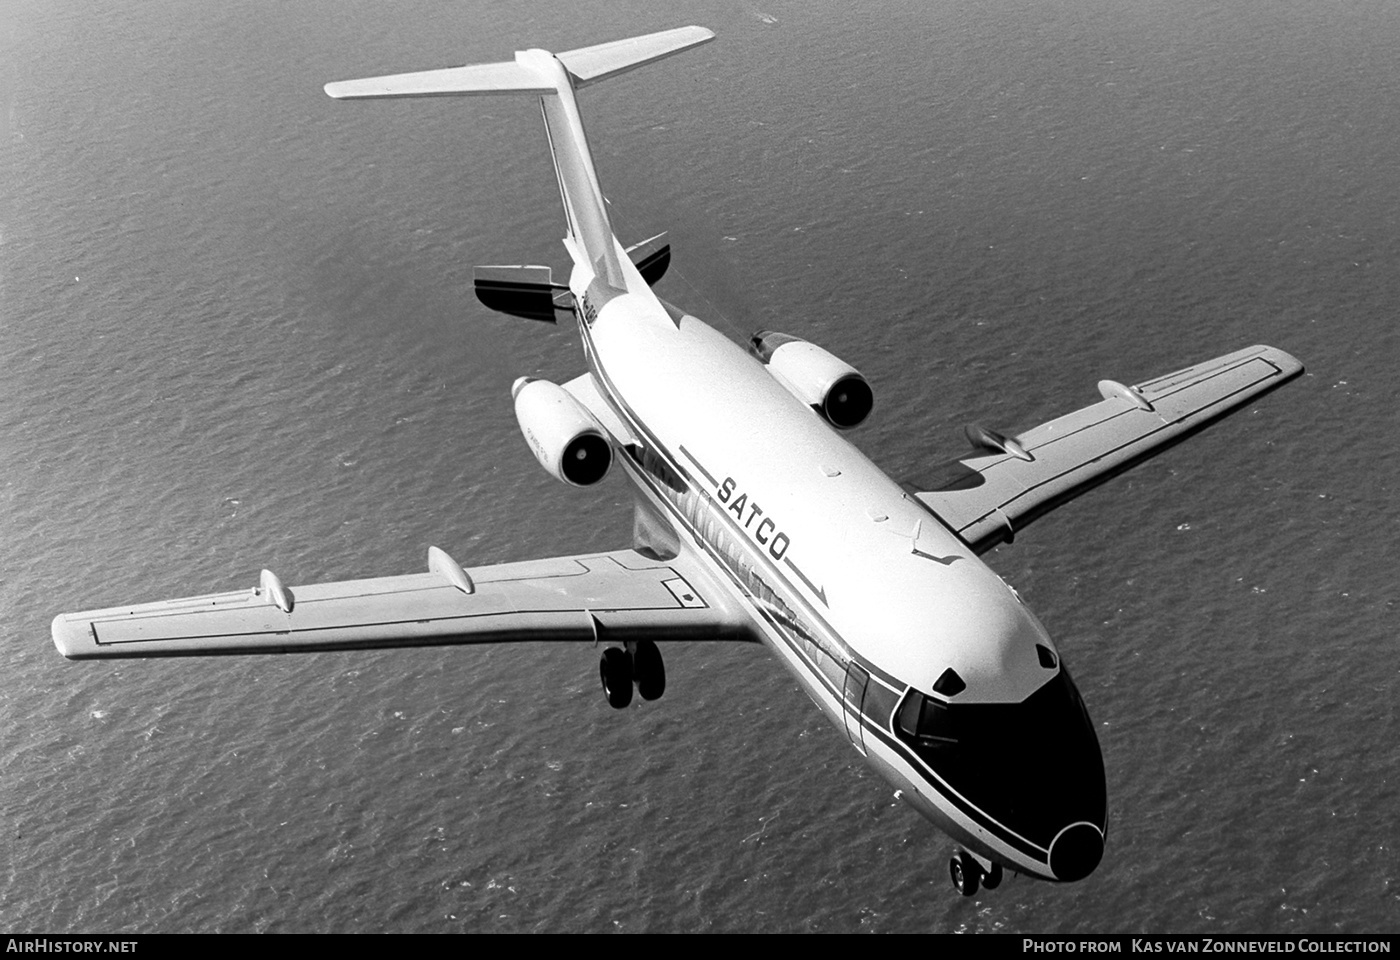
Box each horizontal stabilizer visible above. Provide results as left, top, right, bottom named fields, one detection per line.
left=558, top=26, right=715, bottom=89
left=474, top=265, right=570, bottom=323
left=324, top=26, right=714, bottom=101
left=625, top=232, right=670, bottom=287
left=325, top=60, right=553, bottom=100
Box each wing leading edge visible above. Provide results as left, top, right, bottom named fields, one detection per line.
left=53, top=547, right=759, bottom=659
left=914, top=344, right=1304, bottom=554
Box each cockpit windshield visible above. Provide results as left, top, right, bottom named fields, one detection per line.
left=892, top=668, right=1106, bottom=847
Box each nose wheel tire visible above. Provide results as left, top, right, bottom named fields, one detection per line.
left=949, top=850, right=979, bottom=897
left=949, top=849, right=1002, bottom=897
left=600, top=647, right=633, bottom=709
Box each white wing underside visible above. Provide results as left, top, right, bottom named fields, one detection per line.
left=915, top=345, right=1304, bottom=553
left=53, top=547, right=757, bottom=659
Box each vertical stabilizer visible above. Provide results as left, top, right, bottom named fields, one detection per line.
left=516, top=48, right=627, bottom=288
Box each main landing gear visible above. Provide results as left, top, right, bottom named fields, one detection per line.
left=949, top=849, right=1003, bottom=897
left=598, top=639, right=666, bottom=709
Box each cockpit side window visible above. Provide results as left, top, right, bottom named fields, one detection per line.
left=896, top=690, right=920, bottom=737
left=896, top=690, right=957, bottom=745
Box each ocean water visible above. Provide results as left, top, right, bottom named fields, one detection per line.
left=2, top=0, right=1397, bottom=934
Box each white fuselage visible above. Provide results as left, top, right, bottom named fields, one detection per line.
left=565, top=269, right=1106, bottom=882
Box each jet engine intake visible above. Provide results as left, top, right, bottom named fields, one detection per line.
left=750, top=331, right=874, bottom=429
left=512, top=377, right=612, bottom=486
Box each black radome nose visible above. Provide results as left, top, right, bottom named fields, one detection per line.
left=1049, top=822, right=1104, bottom=882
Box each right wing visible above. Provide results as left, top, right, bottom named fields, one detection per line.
left=53, top=547, right=759, bottom=659
left=913, top=344, right=1304, bottom=554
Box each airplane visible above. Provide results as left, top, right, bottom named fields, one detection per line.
left=51, top=26, right=1303, bottom=897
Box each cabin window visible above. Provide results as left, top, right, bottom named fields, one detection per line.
left=627, top=443, right=688, bottom=495
left=645, top=448, right=687, bottom=494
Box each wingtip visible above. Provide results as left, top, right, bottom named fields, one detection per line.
left=51, top=613, right=79, bottom=660
left=1253, top=344, right=1305, bottom=379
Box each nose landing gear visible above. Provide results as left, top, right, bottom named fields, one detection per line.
left=949, top=849, right=1003, bottom=897
left=598, top=639, right=666, bottom=709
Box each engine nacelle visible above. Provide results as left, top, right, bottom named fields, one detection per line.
left=749, top=331, right=874, bottom=429
left=512, top=377, right=613, bottom=486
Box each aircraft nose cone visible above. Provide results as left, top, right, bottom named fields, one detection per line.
left=1048, top=822, right=1104, bottom=882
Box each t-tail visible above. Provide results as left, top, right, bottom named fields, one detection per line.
left=324, top=26, right=713, bottom=303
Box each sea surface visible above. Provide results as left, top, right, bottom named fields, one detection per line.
left=2, top=0, right=1397, bottom=934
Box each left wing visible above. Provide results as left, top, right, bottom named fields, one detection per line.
left=913, top=344, right=1304, bottom=554
left=53, top=547, right=758, bottom=659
